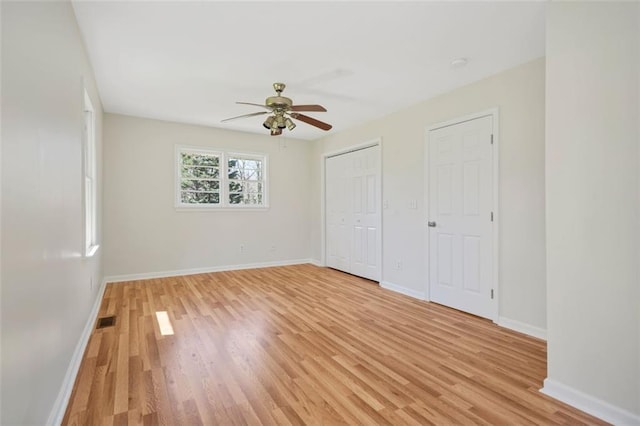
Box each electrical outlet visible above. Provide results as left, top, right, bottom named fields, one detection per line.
left=270, top=245, right=276, bottom=252
left=239, top=244, right=245, bottom=254
left=395, top=260, right=403, bottom=270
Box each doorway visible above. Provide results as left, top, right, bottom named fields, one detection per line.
left=426, top=112, right=498, bottom=320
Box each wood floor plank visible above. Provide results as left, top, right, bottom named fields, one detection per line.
left=62, top=264, right=608, bottom=425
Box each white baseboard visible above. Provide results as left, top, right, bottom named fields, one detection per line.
left=497, top=316, right=547, bottom=340
left=47, top=278, right=108, bottom=426
left=309, top=258, right=324, bottom=267
left=104, top=258, right=313, bottom=283
left=380, top=281, right=426, bottom=300
left=541, top=378, right=640, bottom=425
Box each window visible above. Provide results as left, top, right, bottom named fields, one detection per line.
left=176, top=146, right=267, bottom=208
left=228, top=154, right=265, bottom=205
left=178, top=149, right=221, bottom=205
left=83, top=90, right=98, bottom=256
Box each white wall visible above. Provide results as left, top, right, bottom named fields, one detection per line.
left=103, top=114, right=312, bottom=278
left=1, top=2, right=104, bottom=424
left=311, top=59, right=546, bottom=333
left=544, top=2, right=640, bottom=422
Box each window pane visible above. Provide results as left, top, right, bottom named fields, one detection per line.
left=181, top=179, right=219, bottom=191
left=245, top=182, right=262, bottom=194
left=229, top=193, right=243, bottom=204
left=181, top=191, right=220, bottom=204
left=228, top=168, right=262, bottom=180
left=181, top=166, right=219, bottom=179
left=228, top=158, right=262, bottom=175
left=242, top=159, right=261, bottom=169
left=228, top=158, right=261, bottom=168
left=243, top=193, right=262, bottom=205
left=229, top=181, right=264, bottom=205
left=181, top=152, right=219, bottom=167
left=228, top=181, right=243, bottom=193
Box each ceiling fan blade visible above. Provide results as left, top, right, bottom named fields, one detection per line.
left=270, top=128, right=282, bottom=136
left=289, top=113, right=332, bottom=131
left=290, top=104, right=327, bottom=112
left=236, top=101, right=272, bottom=110
left=221, top=111, right=268, bottom=123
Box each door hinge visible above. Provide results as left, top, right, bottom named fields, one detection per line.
left=491, top=289, right=494, bottom=299
left=490, top=134, right=494, bottom=145
left=491, top=211, right=494, bottom=222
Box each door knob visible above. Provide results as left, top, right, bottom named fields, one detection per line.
left=428, top=221, right=436, bottom=227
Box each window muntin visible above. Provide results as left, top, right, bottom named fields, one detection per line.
left=176, top=146, right=267, bottom=208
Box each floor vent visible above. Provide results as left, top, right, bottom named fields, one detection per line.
left=96, top=315, right=116, bottom=329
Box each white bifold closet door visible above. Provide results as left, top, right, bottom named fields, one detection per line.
left=326, top=145, right=380, bottom=281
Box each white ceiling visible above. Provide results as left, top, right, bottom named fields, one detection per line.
left=72, top=1, right=546, bottom=140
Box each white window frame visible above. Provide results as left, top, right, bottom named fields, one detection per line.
left=175, top=145, right=269, bottom=209
left=83, top=89, right=99, bottom=257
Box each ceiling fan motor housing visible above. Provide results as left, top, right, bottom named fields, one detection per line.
left=266, top=96, right=292, bottom=110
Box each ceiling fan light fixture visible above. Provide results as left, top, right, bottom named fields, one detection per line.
left=285, top=117, right=296, bottom=130
left=276, top=115, right=286, bottom=129
left=263, top=116, right=275, bottom=129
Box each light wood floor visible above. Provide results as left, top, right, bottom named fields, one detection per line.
left=63, top=264, right=605, bottom=425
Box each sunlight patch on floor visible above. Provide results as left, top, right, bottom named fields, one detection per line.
left=155, top=311, right=174, bottom=336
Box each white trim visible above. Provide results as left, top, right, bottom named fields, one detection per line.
left=104, top=259, right=313, bottom=283
left=380, top=281, right=426, bottom=300
left=424, top=108, right=500, bottom=321
left=491, top=110, right=500, bottom=322
left=323, top=139, right=382, bottom=159
left=319, top=154, right=326, bottom=266
left=47, top=278, right=108, bottom=426
left=541, top=379, right=640, bottom=426
left=174, top=207, right=269, bottom=212
left=309, top=258, right=324, bottom=267
left=497, top=316, right=547, bottom=340
left=82, top=88, right=98, bottom=257
left=85, top=244, right=100, bottom=258
left=423, top=131, right=431, bottom=302
left=320, top=138, right=383, bottom=278
left=428, top=108, right=498, bottom=132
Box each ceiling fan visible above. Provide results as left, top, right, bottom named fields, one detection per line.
left=222, top=82, right=332, bottom=136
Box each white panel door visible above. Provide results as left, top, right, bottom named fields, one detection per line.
left=326, top=154, right=350, bottom=272
left=349, top=146, right=380, bottom=281
left=428, top=116, right=494, bottom=319
left=325, top=145, right=380, bottom=281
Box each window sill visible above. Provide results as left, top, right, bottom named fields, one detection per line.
left=85, top=244, right=100, bottom=258
left=175, top=206, right=269, bottom=212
